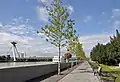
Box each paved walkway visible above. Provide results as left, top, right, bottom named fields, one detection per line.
left=58, top=61, right=100, bottom=82
left=41, top=64, right=79, bottom=82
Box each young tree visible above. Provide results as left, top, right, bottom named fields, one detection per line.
left=37, top=0, right=75, bottom=75
left=67, top=35, right=86, bottom=60
left=75, top=42, right=86, bottom=59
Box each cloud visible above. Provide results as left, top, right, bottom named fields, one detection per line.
left=113, top=20, right=120, bottom=29
left=39, top=0, right=53, bottom=6
left=0, top=31, right=67, bottom=56
left=83, top=16, right=92, bottom=23
left=0, top=17, right=64, bottom=57
left=0, top=32, right=33, bottom=54
left=0, top=17, right=69, bottom=57
left=41, top=0, right=47, bottom=3
left=101, top=12, right=105, bottom=15
left=0, top=18, right=36, bottom=36
left=37, top=1, right=74, bottom=22
left=79, top=34, right=111, bottom=57
left=112, top=9, right=120, bottom=19
left=0, top=27, right=112, bottom=57
left=36, top=6, right=48, bottom=22
left=0, top=22, right=3, bottom=27
left=108, top=9, right=120, bottom=32
left=36, top=5, right=74, bottom=21
left=67, top=5, right=74, bottom=14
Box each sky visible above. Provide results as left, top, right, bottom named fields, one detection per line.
left=0, top=0, right=120, bottom=57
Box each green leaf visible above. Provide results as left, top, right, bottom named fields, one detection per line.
left=46, top=38, right=49, bottom=42
left=37, top=31, right=39, bottom=34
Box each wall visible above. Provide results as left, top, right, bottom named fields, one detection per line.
left=0, top=63, right=72, bottom=82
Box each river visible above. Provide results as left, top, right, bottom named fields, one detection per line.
left=0, top=62, right=54, bottom=69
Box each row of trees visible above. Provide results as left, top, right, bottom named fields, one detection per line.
left=37, top=0, right=86, bottom=74
left=90, top=30, right=120, bottom=65
left=0, top=55, right=11, bottom=62
left=66, top=37, right=86, bottom=60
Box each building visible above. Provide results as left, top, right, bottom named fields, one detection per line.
left=19, top=52, right=26, bottom=58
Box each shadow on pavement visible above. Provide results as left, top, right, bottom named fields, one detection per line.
left=70, top=70, right=93, bottom=74
left=78, top=68, right=87, bottom=70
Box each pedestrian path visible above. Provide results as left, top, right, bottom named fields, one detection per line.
left=58, top=61, right=100, bottom=82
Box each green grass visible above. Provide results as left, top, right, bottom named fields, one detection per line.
left=89, top=62, right=120, bottom=82
left=100, top=64, right=120, bottom=82
left=100, top=64, right=118, bottom=71
left=116, top=77, right=120, bottom=82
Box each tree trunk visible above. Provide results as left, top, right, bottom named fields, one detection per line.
left=58, top=43, right=61, bottom=75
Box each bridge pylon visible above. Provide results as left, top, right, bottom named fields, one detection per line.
left=11, top=41, right=20, bottom=61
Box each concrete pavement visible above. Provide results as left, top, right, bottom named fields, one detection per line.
left=41, top=64, right=79, bottom=82
left=58, top=61, right=100, bottom=82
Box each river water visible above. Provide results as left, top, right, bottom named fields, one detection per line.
left=0, top=62, right=54, bottom=69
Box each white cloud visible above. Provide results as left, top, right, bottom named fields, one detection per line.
left=84, top=16, right=92, bottom=23
left=39, top=0, right=53, bottom=6
left=0, top=32, right=32, bottom=44
left=36, top=6, right=48, bottom=22
left=37, top=1, right=74, bottom=21
left=0, top=18, right=66, bottom=57
left=0, top=32, right=33, bottom=54
left=113, top=20, right=120, bottom=29
left=0, top=18, right=112, bottom=57
left=108, top=9, right=120, bottom=32
left=0, top=22, right=3, bottom=27
left=101, top=12, right=105, bottom=15
left=0, top=31, right=67, bottom=57
left=79, top=34, right=111, bottom=57
left=36, top=5, right=74, bottom=21
left=67, top=5, right=74, bottom=14
left=112, top=9, right=120, bottom=19
left=0, top=18, right=36, bottom=36
left=0, top=28, right=112, bottom=57
left=41, top=0, right=47, bottom=3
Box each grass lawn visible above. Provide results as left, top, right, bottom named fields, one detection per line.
left=116, top=77, right=120, bottom=82
left=89, top=61, right=120, bottom=82
left=100, top=64, right=120, bottom=82
left=100, top=64, right=118, bottom=71
left=113, top=68, right=120, bottom=82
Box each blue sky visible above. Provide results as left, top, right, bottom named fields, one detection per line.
left=0, top=0, right=120, bottom=57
